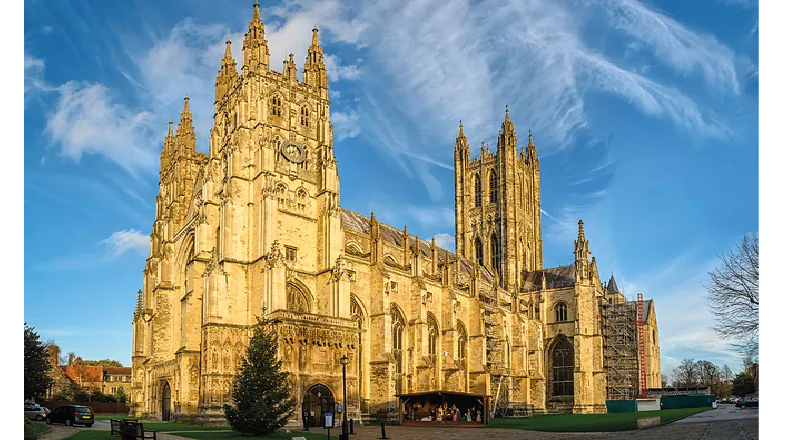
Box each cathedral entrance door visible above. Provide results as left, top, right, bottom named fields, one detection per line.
left=161, top=382, right=171, bottom=421
left=302, top=384, right=334, bottom=427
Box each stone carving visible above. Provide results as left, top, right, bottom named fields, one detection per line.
left=267, top=240, right=284, bottom=267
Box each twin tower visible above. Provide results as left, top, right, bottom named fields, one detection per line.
left=454, top=108, right=542, bottom=291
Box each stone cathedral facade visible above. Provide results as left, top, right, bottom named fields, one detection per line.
left=130, top=4, right=660, bottom=425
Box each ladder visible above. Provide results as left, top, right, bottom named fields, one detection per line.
left=636, top=293, right=647, bottom=398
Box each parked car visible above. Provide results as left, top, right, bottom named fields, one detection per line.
left=24, top=405, right=49, bottom=421
left=736, top=397, right=759, bottom=409
left=45, top=405, right=94, bottom=427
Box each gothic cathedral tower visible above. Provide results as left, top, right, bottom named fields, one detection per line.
left=454, top=107, right=542, bottom=290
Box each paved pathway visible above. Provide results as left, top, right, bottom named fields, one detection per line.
left=68, top=405, right=760, bottom=440
left=33, top=423, right=76, bottom=440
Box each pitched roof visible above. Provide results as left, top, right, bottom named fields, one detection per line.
left=340, top=208, right=494, bottom=284
left=626, top=299, right=653, bottom=325
left=521, top=265, right=576, bottom=291
left=606, top=274, right=620, bottom=294
left=104, top=367, right=132, bottom=375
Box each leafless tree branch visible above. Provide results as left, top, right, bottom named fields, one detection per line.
left=704, top=233, right=759, bottom=358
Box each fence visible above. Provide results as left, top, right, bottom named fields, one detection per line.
left=39, top=400, right=131, bottom=414
left=606, top=400, right=637, bottom=413
left=659, top=395, right=715, bottom=410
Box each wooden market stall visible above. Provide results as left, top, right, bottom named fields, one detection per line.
left=396, top=391, right=490, bottom=427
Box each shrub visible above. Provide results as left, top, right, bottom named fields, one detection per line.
left=24, top=416, right=37, bottom=440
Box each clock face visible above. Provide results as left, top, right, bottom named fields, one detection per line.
left=281, top=141, right=308, bottom=164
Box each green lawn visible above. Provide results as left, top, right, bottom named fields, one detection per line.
left=94, top=415, right=143, bottom=421
left=31, top=422, right=51, bottom=437
left=487, top=407, right=712, bottom=432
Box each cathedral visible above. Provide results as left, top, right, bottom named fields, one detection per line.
left=130, top=3, right=661, bottom=425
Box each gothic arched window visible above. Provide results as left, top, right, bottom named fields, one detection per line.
left=428, top=314, right=439, bottom=357
left=287, top=284, right=308, bottom=313
left=300, top=105, right=310, bottom=127
left=457, top=322, right=467, bottom=360
left=555, top=302, right=568, bottom=322
left=489, top=168, right=498, bottom=204
left=550, top=337, right=574, bottom=396
left=271, top=95, right=282, bottom=118
left=474, top=174, right=482, bottom=207
left=490, top=234, right=499, bottom=272
left=391, top=305, right=405, bottom=393
left=474, top=237, right=483, bottom=267
left=272, top=137, right=282, bottom=162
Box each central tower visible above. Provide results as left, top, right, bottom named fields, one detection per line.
left=454, top=107, right=542, bottom=290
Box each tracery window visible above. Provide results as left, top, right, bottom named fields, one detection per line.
left=551, top=337, right=574, bottom=396
left=474, top=174, right=482, bottom=207
left=271, top=96, right=282, bottom=118
left=489, top=168, right=498, bottom=204
left=555, top=302, right=568, bottom=322
left=474, top=237, right=484, bottom=267
left=428, top=314, right=439, bottom=357
left=391, top=305, right=405, bottom=394
left=275, top=184, right=287, bottom=205
left=287, top=284, right=308, bottom=313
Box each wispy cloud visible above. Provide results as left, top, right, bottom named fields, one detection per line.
left=429, top=233, right=455, bottom=252
left=331, top=110, right=361, bottom=141
left=100, top=229, right=150, bottom=258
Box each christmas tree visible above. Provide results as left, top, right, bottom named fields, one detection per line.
left=224, top=312, right=296, bottom=435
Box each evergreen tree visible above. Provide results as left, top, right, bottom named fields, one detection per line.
left=731, top=372, right=756, bottom=397
left=24, top=323, right=52, bottom=400
left=224, top=313, right=296, bottom=435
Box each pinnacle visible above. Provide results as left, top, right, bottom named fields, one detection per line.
left=312, top=26, right=320, bottom=46
left=578, top=219, right=585, bottom=242
left=183, top=95, right=190, bottom=114
left=224, top=40, right=232, bottom=58
left=252, top=1, right=260, bottom=21
left=168, top=121, right=173, bottom=137
left=458, top=121, right=465, bottom=138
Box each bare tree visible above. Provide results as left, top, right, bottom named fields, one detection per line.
left=704, top=233, right=758, bottom=359
left=672, top=358, right=698, bottom=387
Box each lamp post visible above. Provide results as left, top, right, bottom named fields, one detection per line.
left=340, top=354, right=349, bottom=440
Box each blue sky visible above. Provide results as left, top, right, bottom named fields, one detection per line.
left=23, top=0, right=758, bottom=377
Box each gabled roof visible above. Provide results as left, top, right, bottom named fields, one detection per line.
left=104, top=367, right=132, bottom=375
left=521, top=265, right=576, bottom=291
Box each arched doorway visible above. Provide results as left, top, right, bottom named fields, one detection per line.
left=161, top=382, right=171, bottom=421
left=302, top=384, right=334, bottom=427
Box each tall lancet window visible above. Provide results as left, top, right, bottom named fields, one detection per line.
left=491, top=234, right=499, bottom=272
left=475, top=237, right=484, bottom=267
left=474, top=174, right=482, bottom=207
left=489, top=168, right=498, bottom=204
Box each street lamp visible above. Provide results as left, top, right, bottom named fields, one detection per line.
left=340, top=354, right=349, bottom=440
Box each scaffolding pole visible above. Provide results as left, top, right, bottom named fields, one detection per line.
left=601, top=296, right=639, bottom=401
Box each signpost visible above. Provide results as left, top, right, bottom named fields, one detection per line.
left=323, top=412, right=334, bottom=440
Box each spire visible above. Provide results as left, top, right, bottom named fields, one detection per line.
left=224, top=39, right=232, bottom=58
left=242, top=1, right=269, bottom=74
left=168, top=121, right=173, bottom=137
left=577, top=219, right=585, bottom=242
left=303, top=26, right=327, bottom=89
left=499, top=104, right=516, bottom=152
left=458, top=121, right=465, bottom=138
left=606, top=273, right=620, bottom=294
left=574, top=219, right=591, bottom=277
left=177, top=95, right=196, bottom=152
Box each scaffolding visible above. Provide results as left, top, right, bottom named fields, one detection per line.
left=601, top=296, right=639, bottom=401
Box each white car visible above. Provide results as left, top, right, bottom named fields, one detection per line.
left=24, top=405, right=50, bottom=421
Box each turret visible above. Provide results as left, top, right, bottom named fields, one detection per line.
left=176, top=96, right=195, bottom=154
left=454, top=121, right=470, bottom=257
left=215, top=40, right=238, bottom=104
left=574, top=220, right=591, bottom=281
left=283, top=53, right=298, bottom=82
left=160, top=122, right=176, bottom=174
left=242, top=1, right=270, bottom=75
left=303, top=27, right=328, bottom=89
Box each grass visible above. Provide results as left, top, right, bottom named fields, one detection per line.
left=93, top=415, right=143, bottom=421
left=487, top=406, right=713, bottom=432
left=31, top=421, right=51, bottom=437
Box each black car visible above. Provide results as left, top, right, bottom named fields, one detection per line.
left=46, top=405, right=94, bottom=427
left=735, top=397, right=759, bottom=409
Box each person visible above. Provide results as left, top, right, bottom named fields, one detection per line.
left=476, top=409, right=481, bottom=422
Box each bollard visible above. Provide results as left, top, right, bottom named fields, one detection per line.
left=380, top=421, right=389, bottom=439
left=349, top=418, right=355, bottom=434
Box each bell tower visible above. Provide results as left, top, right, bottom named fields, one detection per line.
left=454, top=106, right=542, bottom=290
